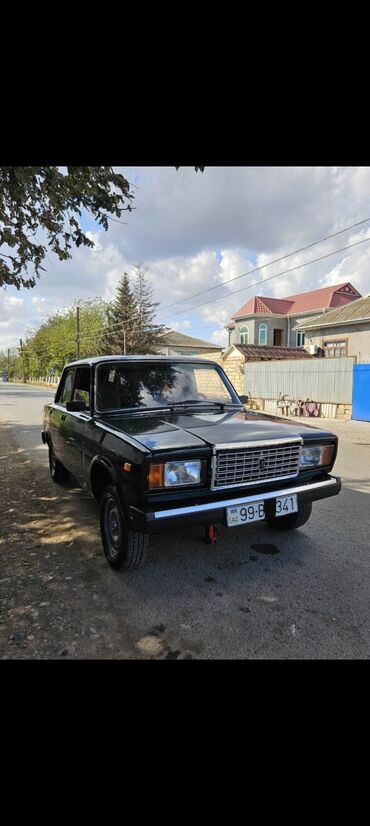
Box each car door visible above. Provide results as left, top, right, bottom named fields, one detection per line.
left=59, top=366, right=92, bottom=485
left=48, top=367, right=76, bottom=461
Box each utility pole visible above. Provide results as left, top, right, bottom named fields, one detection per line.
left=123, top=328, right=126, bottom=355
left=7, top=348, right=10, bottom=378
left=19, top=339, right=25, bottom=382
left=76, top=307, right=80, bottom=359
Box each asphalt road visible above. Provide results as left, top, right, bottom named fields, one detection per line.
left=1, top=382, right=370, bottom=659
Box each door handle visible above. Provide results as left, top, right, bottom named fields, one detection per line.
left=61, top=413, right=66, bottom=421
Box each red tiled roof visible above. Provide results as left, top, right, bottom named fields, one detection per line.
left=231, top=282, right=361, bottom=319
left=235, top=344, right=314, bottom=361
left=283, top=282, right=361, bottom=313
left=233, top=296, right=255, bottom=316
left=232, top=296, right=294, bottom=318
left=296, top=295, right=370, bottom=329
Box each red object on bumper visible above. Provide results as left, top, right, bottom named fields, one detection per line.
left=205, top=524, right=217, bottom=544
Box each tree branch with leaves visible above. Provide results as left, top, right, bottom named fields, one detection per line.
left=0, top=166, right=205, bottom=291
left=0, top=166, right=133, bottom=289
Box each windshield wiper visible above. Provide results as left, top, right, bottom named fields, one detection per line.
left=168, top=400, right=241, bottom=412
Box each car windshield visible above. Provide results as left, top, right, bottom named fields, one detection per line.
left=96, top=362, right=238, bottom=411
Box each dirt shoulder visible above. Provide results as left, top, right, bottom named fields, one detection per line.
left=0, top=421, right=142, bottom=659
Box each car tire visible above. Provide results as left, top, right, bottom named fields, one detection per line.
left=100, top=484, right=149, bottom=570
left=49, top=443, right=69, bottom=483
left=267, top=501, right=312, bottom=531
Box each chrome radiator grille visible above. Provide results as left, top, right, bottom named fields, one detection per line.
left=212, top=442, right=301, bottom=489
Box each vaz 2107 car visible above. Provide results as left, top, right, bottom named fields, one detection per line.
left=42, top=356, right=341, bottom=571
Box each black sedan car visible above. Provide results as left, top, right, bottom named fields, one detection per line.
left=42, top=356, right=341, bottom=570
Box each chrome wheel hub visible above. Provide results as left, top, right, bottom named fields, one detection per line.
left=104, top=499, right=121, bottom=559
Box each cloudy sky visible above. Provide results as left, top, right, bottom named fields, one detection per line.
left=2, top=166, right=370, bottom=352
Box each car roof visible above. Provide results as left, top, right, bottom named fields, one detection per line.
left=65, top=355, right=221, bottom=368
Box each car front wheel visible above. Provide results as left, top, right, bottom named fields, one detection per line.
left=267, top=501, right=312, bottom=531
left=100, top=485, right=149, bottom=570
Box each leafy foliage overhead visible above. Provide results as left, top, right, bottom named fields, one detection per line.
left=0, top=166, right=205, bottom=291
left=0, top=167, right=132, bottom=290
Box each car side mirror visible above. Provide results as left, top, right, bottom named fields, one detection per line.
left=239, top=395, right=249, bottom=404
left=66, top=400, right=87, bottom=412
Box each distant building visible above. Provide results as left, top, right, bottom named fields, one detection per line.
left=226, top=282, right=361, bottom=348
left=296, top=294, right=370, bottom=362
left=155, top=330, right=222, bottom=356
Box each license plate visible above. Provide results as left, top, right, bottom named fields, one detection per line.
left=275, top=494, right=298, bottom=516
left=226, top=501, right=265, bottom=527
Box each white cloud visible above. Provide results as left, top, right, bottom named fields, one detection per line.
left=31, top=296, right=46, bottom=314
left=3, top=295, right=24, bottom=308
left=211, top=326, right=229, bottom=347
left=2, top=167, right=370, bottom=350
left=86, top=231, right=102, bottom=251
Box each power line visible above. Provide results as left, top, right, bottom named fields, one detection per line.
left=24, top=215, right=370, bottom=348
left=156, top=235, right=370, bottom=321
left=14, top=220, right=370, bottom=357
left=68, top=218, right=370, bottom=342
left=76, top=232, right=370, bottom=339
left=157, top=217, right=370, bottom=313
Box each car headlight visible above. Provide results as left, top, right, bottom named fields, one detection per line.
left=148, top=460, right=202, bottom=489
left=299, top=445, right=334, bottom=468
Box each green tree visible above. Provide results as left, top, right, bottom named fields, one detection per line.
left=100, top=265, right=166, bottom=356
left=100, top=273, right=138, bottom=355
left=0, top=167, right=132, bottom=289
left=131, top=263, right=166, bottom=354
left=22, top=298, right=108, bottom=376
left=0, top=347, right=21, bottom=380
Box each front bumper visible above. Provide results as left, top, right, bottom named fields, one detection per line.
left=129, top=474, right=341, bottom=534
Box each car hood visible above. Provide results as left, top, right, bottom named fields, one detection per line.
left=99, top=409, right=335, bottom=453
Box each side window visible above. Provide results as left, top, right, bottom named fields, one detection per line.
left=240, top=327, right=249, bottom=345
left=72, top=367, right=90, bottom=408
left=59, top=369, right=76, bottom=406
left=259, top=323, right=267, bottom=345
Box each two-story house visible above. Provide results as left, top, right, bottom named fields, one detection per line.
left=226, top=282, right=361, bottom=349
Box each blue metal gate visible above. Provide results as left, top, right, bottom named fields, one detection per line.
left=352, top=364, right=370, bottom=422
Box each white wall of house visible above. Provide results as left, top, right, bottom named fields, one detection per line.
left=288, top=313, right=327, bottom=345
left=229, top=318, right=255, bottom=346
left=302, top=323, right=370, bottom=362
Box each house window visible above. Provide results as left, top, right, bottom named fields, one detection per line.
left=240, top=327, right=249, bottom=345
left=259, top=323, right=267, bottom=345
left=296, top=332, right=305, bottom=346
left=323, top=340, right=347, bottom=358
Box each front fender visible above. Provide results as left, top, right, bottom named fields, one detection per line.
left=89, top=456, right=130, bottom=520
